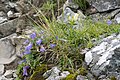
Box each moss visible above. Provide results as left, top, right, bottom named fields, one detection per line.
left=63, top=74, right=77, bottom=80
left=29, top=64, right=47, bottom=80
left=79, top=67, right=87, bottom=76
left=29, top=71, right=45, bottom=80
left=110, top=76, right=117, bottom=80
left=35, top=64, right=47, bottom=74
left=63, top=68, right=74, bottom=74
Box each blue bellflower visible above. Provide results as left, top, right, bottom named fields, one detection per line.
left=18, top=59, right=26, bottom=64
left=36, top=39, right=42, bottom=46
left=55, top=36, right=58, bottom=40
left=107, top=20, right=112, bottom=25
left=40, top=46, right=46, bottom=52
left=25, top=43, right=33, bottom=51
left=23, top=66, right=29, bottom=76
left=30, top=32, right=36, bottom=39
left=24, top=50, right=31, bottom=55
left=50, top=44, right=56, bottom=48
left=23, top=39, right=29, bottom=44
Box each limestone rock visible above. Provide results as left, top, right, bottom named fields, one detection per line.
left=43, top=67, right=70, bottom=80
left=57, top=7, right=86, bottom=29
left=85, top=33, right=120, bottom=79
left=0, top=17, right=25, bottom=38
left=87, top=0, right=120, bottom=12
left=0, top=65, right=4, bottom=75
left=0, top=34, right=17, bottom=64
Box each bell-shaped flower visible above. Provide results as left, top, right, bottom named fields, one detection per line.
left=36, top=39, right=42, bottom=46
left=23, top=66, right=29, bottom=76
left=30, top=32, right=36, bottom=39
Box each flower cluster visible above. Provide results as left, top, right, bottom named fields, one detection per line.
left=19, top=32, right=57, bottom=77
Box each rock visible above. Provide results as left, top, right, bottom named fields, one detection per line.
left=63, top=0, right=79, bottom=10
left=76, top=75, right=88, bottom=80
left=0, top=38, right=15, bottom=58
left=0, top=76, right=7, bottom=80
left=0, top=11, right=7, bottom=23
left=87, top=0, right=120, bottom=12
left=7, top=11, right=21, bottom=19
left=57, top=7, right=86, bottom=29
left=0, top=34, right=17, bottom=64
left=0, top=65, right=4, bottom=75
left=0, top=11, right=6, bottom=17
left=7, top=11, right=14, bottom=18
left=85, top=51, right=93, bottom=65
left=85, top=33, right=120, bottom=79
left=0, top=17, right=26, bottom=38
left=43, top=67, right=70, bottom=80
left=0, top=17, right=7, bottom=24
left=8, top=2, right=17, bottom=8
left=43, top=67, right=60, bottom=80
left=4, top=70, right=13, bottom=78
left=114, top=12, right=120, bottom=24
left=13, top=72, right=17, bottom=78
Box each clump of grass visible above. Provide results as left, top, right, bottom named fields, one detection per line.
left=74, top=0, right=88, bottom=10
left=16, top=1, right=120, bottom=80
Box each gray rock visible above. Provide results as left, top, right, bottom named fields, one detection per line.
left=43, top=67, right=70, bottom=80
left=76, top=75, right=88, bottom=80
left=57, top=7, right=86, bottom=29
left=0, top=11, right=7, bottom=23
left=63, top=0, right=79, bottom=10
left=0, top=34, right=17, bottom=64
left=0, top=11, right=6, bottom=17
left=0, top=17, right=7, bottom=24
left=87, top=0, right=120, bottom=12
left=114, top=12, right=120, bottom=23
left=7, top=11, right=14, bottom=18
left=0, top=17, right=26, bottom=38
left=4, top=70, right=13, bottom=78
left=85, top=33, right=120, bottom=79
left=0, top=38, right=15, bottom=58
left=8, top=2, right=17, bottom=8
left=0, top=65, right=4, bottom=75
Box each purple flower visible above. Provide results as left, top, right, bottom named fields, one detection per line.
left=107, top=20, right=112, bottom=25
left=50, top=44, right=56, bottom=48
left=23, top=39, right=29, bottom=44
left=24, top=50, right=31, bottom=55
left=18, top=59, right=26, bottom=64
left=36, top=39, right=42, bottom=46
left=56, top=36, right=58, bottom=40
left=30, top=32, right=36, bottom=39
left=25, top=43, right=32, bottom=51
left=40, top=46, right=46, bottom=52
left=23, top=66, right=29, bottom=76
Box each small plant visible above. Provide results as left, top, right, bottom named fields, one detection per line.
left=16, top=1, right=120, bottom=80
left=74, top=0, right=88, bottom=10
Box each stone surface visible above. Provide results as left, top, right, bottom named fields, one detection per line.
left=0, top=65, right=4, bottom=75
left=0, top=34, right=17, bottom=64
left=114, top=12, right=120, bottom=23
left=76, top=75, right=88, bottom=80
left=43, top=67, right=70, bottom=80
left=0, top=11, right=7, bottom=23
left=57, top=7, right=86, bottom=29
left=87, top=0, right=120, bottom=12
left=85, top=33, right=120, bottom=79
left=0, top=17, right=25, bottom=38
left=4, top=70, right=13, bottom=78
left=63, top=0, right=79, bottom=10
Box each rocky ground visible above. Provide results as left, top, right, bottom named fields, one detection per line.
left=0, top=0, right=120, bottom=80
